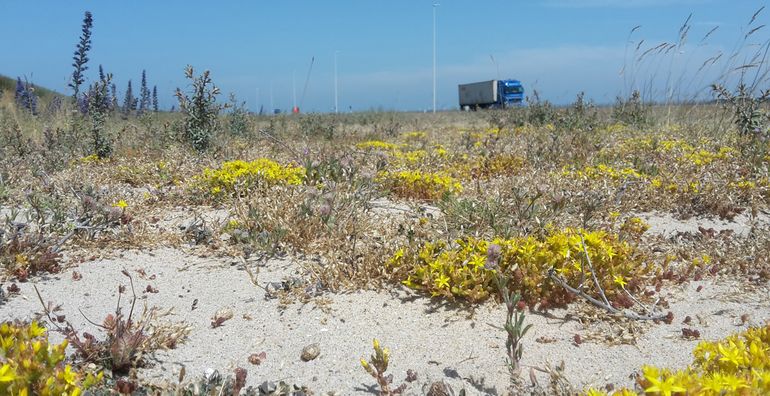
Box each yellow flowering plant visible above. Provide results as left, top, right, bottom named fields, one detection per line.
left=0, top=321, right=102, bottom=396
left=637, top=323, right=770, bottom=396
left=387, top=228, right=650, bottom=309
left=585, top=324, right=770, bottom=395
left=198, top=158, right=305, bottom=196
left=376, top=170, right=462, bottom=201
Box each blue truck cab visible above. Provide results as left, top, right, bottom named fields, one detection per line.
left=499, top=79, right=525, bottom=107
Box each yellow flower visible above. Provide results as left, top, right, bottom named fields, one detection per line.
left=112, top=200, right=128, bottom=209
left=0, top=363, right=17, bottom=382
left=613, top=275, right=627, bottom=288
left=435, top=273, right=451, bottom=289
left=60, top=365, right=78, bottom=386
left=15, top=254, right=29, bottom=266
left=644, top=374, right=686, bottom=396
left=28, top=321, right=46, bottom=338
left=718, top=341, right=747, bottom=367
left=720, top=374, right=748, bottom=391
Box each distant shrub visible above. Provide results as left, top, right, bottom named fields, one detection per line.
left=227, top=93, right=250, bottom=136
left=122, top=79, right=137, bottom=117
left=175, top=65, right=222, bottom=151
left=45, top=95, right=62, bottom=116
left=562, top=91, right=598, bottom=130
left=152, top=85, right=159, bottom=112
left=526, top=90, right=557, bottom=126
left=613, top=90, right=650, bottom=126
left=299, top=113, right=339, bottom=140
left=712, top=83, right=769, bottom=140
left=139, top=69, right=150, bottom=115
left=14, top=77, right=38, bottom=115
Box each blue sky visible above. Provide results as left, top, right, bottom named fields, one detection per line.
left=1, top=0, right=768, bottom=112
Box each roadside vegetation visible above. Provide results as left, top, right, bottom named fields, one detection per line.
left=1, top=8, right=769, bottom=396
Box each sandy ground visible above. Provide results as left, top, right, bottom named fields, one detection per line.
left=2, top=244, right=769, bottom=395
left=637, top=210, right=770, bottom=238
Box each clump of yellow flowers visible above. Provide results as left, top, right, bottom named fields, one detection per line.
left=561, top=163, right=645, bottom=182
left=0, top=321, right=102, bottom=396
left=585, top=323, right=770, bottom=395
left=387, top=227, right=648, bottom=308
left=355, top=140, right=401, bottom=152
left=199, top=159, right=305, bottom=195
left=377, top=170, right=462, bottom=200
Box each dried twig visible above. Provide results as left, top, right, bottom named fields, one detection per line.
left=579, top=234, right=610, bottom=307
left=547, top=269, right=668, bottom=321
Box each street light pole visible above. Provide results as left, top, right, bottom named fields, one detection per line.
left=334, top=50, right=340, bottom=114
left=490, top=54, right=500, bottom=81
left=433, top=3, right=439, bottom=113
left=292, top=70, right=297, bottom=112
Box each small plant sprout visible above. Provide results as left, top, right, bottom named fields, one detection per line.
left=491, top=266, right=532, bottom=383
left=361, top=339, right=411, bottom=395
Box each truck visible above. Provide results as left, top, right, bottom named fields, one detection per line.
left=458, top=79, right=524, bottom=110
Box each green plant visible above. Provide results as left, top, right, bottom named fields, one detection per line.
left=227, top=93, right=250, bottom=137
left=175, top=65, right=222, bottom=151
left=0, top=110, right=30, bottom=157
left=69, top=11, right=93, bottom=98
left=562, top=91, right=598, bottom=131
left=526, top=90, right=557, bottom=126
left=87, top=75, right=113, bottom=158
left=299, top=113, right=338, bottom=140
left=487, top=261, right=532, bottom=383
left=612, top=90, right=649, bottom=127
left=712, top=83, right=770, bottom=144
left=0, top=321, right=103, bottom=396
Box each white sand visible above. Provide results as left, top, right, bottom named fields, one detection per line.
left=3, top=247, right=768, bottom=395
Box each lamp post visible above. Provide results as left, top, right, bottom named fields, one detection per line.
left=334, top=50, right=340, bottom=114
left=490, top=54, right=500, bottom=81
left=292, top=70, right=298, bottom=113
left=433, top=3, right=439, bottom=113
